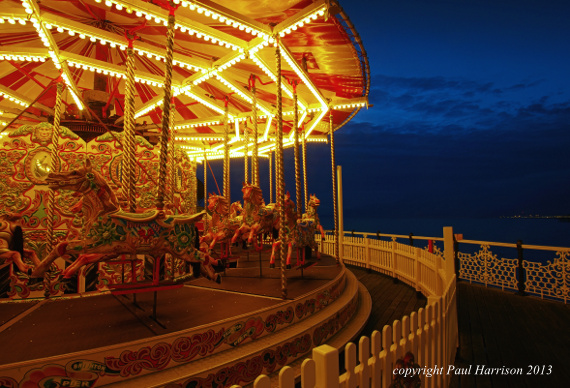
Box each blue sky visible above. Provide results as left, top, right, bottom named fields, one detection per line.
left=329, top=0, right=570, bottom=224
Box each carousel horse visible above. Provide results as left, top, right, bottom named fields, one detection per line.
left=200, top=194, right=241, bottom=254
left=303, top=194, right=325, bottom=241
left=0, top=213, right=41, bottom=273
left=31, top=160, right=221, bottom=283
left=231, top=183, right=278, bottom=251
left=229, top=200, right=243, bottom=220
left=269, top=193, right=326, bottom=268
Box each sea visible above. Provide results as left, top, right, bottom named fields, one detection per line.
left=340, top=216, right=570, bottom=247
left=319, top=216, right=570, bottom=263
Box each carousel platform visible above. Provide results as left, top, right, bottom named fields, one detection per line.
left=0, top=248, right=371, bottom=387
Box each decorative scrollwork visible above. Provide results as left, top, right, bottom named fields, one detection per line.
left=524, top=250, right=570, bottom=302
left=458, top=245, right=517, bottom=289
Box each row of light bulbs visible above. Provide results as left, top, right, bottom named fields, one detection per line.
left=0, top=91, right=28, bottom=107
left=93, top=0, right=247, bottom=52
left=278, top=7, right=326, bottom=38
left=0, top=16, right=27, bottom=25
left=20, top=0, right=85, bottom=110
left=0, top=54, right=45, bottom=62
left=192, top=54, right=246, bottom=86
left=174, top=0, right=269, bottom=40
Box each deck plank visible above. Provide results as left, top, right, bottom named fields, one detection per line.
left=452, top=282, right=570, bottom=387
left=345, top=265, right=427, bottom=341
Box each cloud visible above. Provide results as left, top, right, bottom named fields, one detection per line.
left=351, top=73, right=570, bottom=137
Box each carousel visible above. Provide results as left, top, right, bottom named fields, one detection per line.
left=0, top=0, right=370, bottom=386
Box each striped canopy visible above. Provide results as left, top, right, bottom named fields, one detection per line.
left=0, top=0, right=369, bottom=157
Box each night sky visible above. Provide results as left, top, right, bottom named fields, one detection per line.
left=202, top=0, right=570, bottom=243
left=334, top=1, right=570, bottom=218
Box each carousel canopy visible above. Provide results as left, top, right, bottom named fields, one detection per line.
left=0, top=0, right=369, bottom=160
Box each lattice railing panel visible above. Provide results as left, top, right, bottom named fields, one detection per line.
left=524, top=251, right=570, bottom=302
left=458, top=245, right=518, bottom=290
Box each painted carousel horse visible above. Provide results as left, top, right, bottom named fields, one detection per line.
left=231, top=183, right=279, bottom=251
left=270, top=193, right=325, bottom=268
left=31, top=160, right=221, bottom=283
left=229, top=200, right=243, bottom=220
left=200, top=194, right=241, bottom=255
left=0, top=213, right=41, bottom=273
left=303, top=194, right=325, bottom=241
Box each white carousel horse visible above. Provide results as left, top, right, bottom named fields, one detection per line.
left=31, top=160, right=221, bottom=283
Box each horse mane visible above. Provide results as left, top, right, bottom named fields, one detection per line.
left=90, top=169, right=119, bottom=213
left=245, top=184, right=264, bottom=206
left=209, top=194, right=229, bottom=214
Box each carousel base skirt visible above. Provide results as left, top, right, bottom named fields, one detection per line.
left=0, top=251, right=371, bottom=388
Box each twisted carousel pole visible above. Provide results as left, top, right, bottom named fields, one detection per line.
left=329, top=111, right=339, bottom=264
left=167, top=104, right=177, bottom=208
left=302, top=124, right=308, bottom=212
left=223, top=97, right=230, bottom=205
left=203, top=150, right=208, bottom=229
left=269, top=151, right=273, bottom=203
left=123, top=42, right=137, bottom=212
left=250, top=75, right=260, bottom=187
left=46, top=81, right=65, bottom=251
left=292, top=81, right=302, bottom=219
left=156, top=2, right=178, bottom=210
left=244, top=122, right=249, bottom=184
left=275, top=42, right=287, bottom=299
left=123, top=24, right=145, bottom=212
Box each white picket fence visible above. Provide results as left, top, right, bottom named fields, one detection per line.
left=230, top=227, right=459, bottom=388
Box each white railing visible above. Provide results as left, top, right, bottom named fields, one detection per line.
left=230, top=227, right=459, bottom=388
left=331, top=231, right=570, bottom=304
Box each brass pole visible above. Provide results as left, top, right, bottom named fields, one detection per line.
left=276, top=43, right=287, bottom=299
left=330, top=112, right=339, bottom=264
left=157, top=5, right=176, bottom=210
left=46, top=82, right=65, bottom=251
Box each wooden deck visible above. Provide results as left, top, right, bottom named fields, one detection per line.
left=450, top=281, right=570, bottom=388
left=345, top=265, right=428, bottom=339
left=347, top=266, right=570, bottom=388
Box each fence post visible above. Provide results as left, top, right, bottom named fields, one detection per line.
left=443, top=227, right=455, bottom=284
left=516, top=240, right=527, bottom=296
left=415, top=247, right=422, bottom=294
left=391, top=237, right=397, bottom=280
left=365, top=235, right=371, bottom=270
left=313, top=344, right=339, bottom=388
